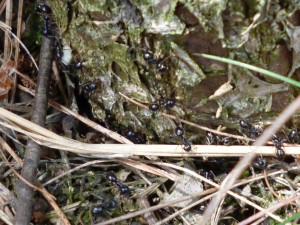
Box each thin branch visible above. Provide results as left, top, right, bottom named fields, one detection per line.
left=18, top=85, right=133, bottom=144
left=14, top=36, right=54, bottom=225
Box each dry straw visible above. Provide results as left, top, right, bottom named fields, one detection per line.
left=0, top=106, right=299, bottom=158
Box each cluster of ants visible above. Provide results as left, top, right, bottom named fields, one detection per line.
left=239, top=120, right=300, bottom=160
left=142, top=47, right=300, bottom=160
left=86, top=171, right=130, bottom=218
left=143, top=49, right=197, bottom=150
left=35, top=3, right=82, bottom=71
left=205, top=119, right=300, bottom=168
left=35, top=2, right=52, bottom=36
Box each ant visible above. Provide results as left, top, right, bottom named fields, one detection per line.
left=175, top=127, right=184, bottom=137
left=174, top=126, right=192, bottom=152
left=199, top=201, right=209, bottom=214
left=149, top=98, right=176, bottom=111
left=206, top=132, right=219, bottom=145
left=221, top=137, right=231, bottom=145
left=126, top=130, right=146, bottom=144
left=35, top=2, right=52, bottom=15
left=239, top=120, right=261, bottom=138
left=106, top=171, right=130, bottom=195
left=82, top=82, right=97, bottom=98
left=115, top=181, right=130, bottom=195
left=156, top=61, right=169, bottom=73
left=182, top=137, right=192, bottom=151
left=199, top=204, right=206, bottom=214
left=206, top=131, right=232, bottom=145
left=272, top=133, right=286, bottom=160
left=143, top=51, right=157, bottom=65
left=143, top=50, right=169, bottom=73
left=41, top=15, right=52, bottom=36
left=92, top=199, right=117, bottom=216
left=149, top=103, right=160, bottom=111
left=106, top=171, right=117, bottom=183
left=252, top=156, right=268, bottom=170
left=288, top=129, right=299, bottom=143
left=36, top=2, right=54, bottom=38
left=92, top=205, right=105, bottom=215
left=73, top=62, right=83, bottom=70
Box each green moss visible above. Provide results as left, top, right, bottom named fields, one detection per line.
left=48, top=0, right=297, bottom=142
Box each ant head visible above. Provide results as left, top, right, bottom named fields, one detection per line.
left=36, top=2, right=52, bottom=15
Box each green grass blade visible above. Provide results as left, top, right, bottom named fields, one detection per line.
left=195, top=53, right=300, bottom=88
left=278, top=212, right=300, bottom=225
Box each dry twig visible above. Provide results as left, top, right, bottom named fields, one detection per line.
left=14, top=36, right=54, bottom=225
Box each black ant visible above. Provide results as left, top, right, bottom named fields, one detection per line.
left=175, top=127, right=184, bottom=137
left=126, top=130, right=146, bottom=144
left=106, top=199, right=117, bottom=209
left=239, top=120, right=261, bottom=138
left=288, top=129, right=299, bottom=143
left=198, top=201, right=209, bottom=214
left=106, top=171, right=130, bottom=195
left=143, top=51, right=157, bottom=64
left=73, top=62, right=83, bottom=70
left=182, top=137, right=192, bottom=151
left=149, top=98, right=176, bottom=111
left=82, top=82, right=97, bottom=98
left=206, top=132, right=219, bottom=145
left=206, top=132, right=232, bottom=145
left=272, top=133, right=286, bottom=160
left=106, top=171, right=117, bottom=183
left=149, top=103, right=160, bottom=111
left=35, top=2, right=52, bottom=15
left=252, top=156, right=268, bottom=170
left=55, top=39, right=63, bottom=59
left=92, top=205, right=105, bottom=215
left=92, top=199, right=117, bottom=216
left=41, top=15, right=52, bottom=36
left=199, top=204, right=207, bottom=214
left=54, top=38, right=82, bottom=69
left=221, top=137, right=231, bottom=145
left=36, top=2, right=54, bottom=38
left=174, top=126, right=192, bottom=152
left=159, top=98, right=176, bottom=108
left=143, top=50, right=169, bottom=73
left=156, top=61, right=169, bottom=73
left=115, top=181, right=130, bottom=195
